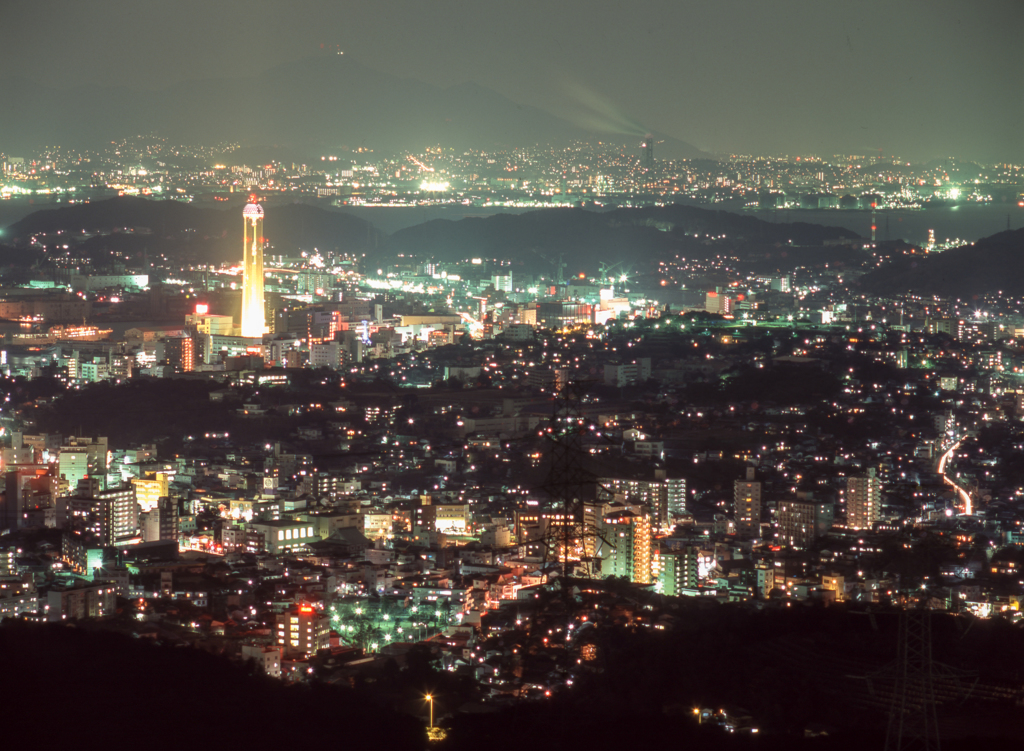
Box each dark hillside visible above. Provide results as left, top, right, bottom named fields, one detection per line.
left=859, top=228, right=1024, bottom=297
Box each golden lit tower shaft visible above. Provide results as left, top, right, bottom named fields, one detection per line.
left=241, top=198, right=265, bottom=338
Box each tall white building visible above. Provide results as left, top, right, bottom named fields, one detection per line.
left=665, top=477, right=687, bottom=520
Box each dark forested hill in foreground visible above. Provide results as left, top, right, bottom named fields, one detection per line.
left=3, top=597, right=1023, bottom=749
left=859, top=227, right=1024, bottom=298
left=0, top=621, right=423, bottom=749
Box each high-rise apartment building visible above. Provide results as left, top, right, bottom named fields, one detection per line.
left=140, top=497, right=178, bottom=543
left=165, top=335, right=195, bottom=372
left=755, top=559, right=775, bottom=599
left=58, top=437, right=109, bottom=496
left=602, top=358, right=652, bottom=387
left=58, top=448, right=90, bottom=495
left=653, top=544, right=699, bottom=596
left=847, top=468, right=881, bottom=530
left=132, top=472, right=171, bottom=513
left=597, top=473, right=685, bottom=529
left=1, top=465, right=59, bottom=532
left=241, top=197, right=265, bottom=338
left=70, top=479, right=139, bottom=547
left=276, top=603, right=330, bottom=656
left=599, top=507, right=652, bottom=584
left=640, top=135, right=654, bottom=171
left=491, top=273, right=512, bottom=293
left=734, top=466, right=762, bottom=537
left=309, top=341, right=345, bottom=370
left=665, top=476, right=687, bottom=520
left=705, top=290, right=732, bottom=315
left=47, top=581, right=117, bottom=622
left=777, top=497, right=833, bottom=549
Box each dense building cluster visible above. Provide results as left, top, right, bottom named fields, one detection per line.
left=1, top=186, right=1024, bottom=741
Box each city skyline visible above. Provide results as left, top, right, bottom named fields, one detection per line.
left=1, top=2, right=1024, bottom=747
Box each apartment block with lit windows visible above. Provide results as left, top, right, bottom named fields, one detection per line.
left=165, top=334, right=195, bottom=372
left=47, top=581, right=116, bottom=622
left=653, top=544, right=699, bottom=596
left=599, top=507, right=653, bottom=584
left=276, top=603, right=330, bottom=656
left=597, top=474, right=686, bottom=530
left=846, top=469, right=881, bottom=530
left=69, top=479, right=140, bottom=547
left=132, top=471, right=171, bottom=512
left=734, top=467, right=762, bottom=537
left=777, top=497, right=834, bottom=549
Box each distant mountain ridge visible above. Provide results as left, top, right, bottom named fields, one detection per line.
left=0, top=55, right=703, bottom=158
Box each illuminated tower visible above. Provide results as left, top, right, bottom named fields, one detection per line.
left=241, top=196, right=265, bottom=338
left=640, top=135, right=654, bottom=171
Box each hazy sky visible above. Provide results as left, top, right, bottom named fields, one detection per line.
left=2, top=0, right=1021, bottom=161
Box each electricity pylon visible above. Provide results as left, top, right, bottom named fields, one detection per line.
left=885, top=606, right=941, bottom=751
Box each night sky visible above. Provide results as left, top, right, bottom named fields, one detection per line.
left=2, top=0, right=1021, bottom=161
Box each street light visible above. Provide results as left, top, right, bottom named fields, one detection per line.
left=425, top=694, right=434, bottom=728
